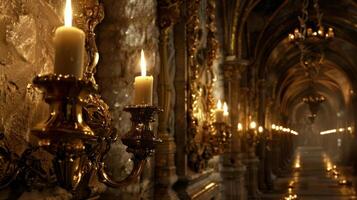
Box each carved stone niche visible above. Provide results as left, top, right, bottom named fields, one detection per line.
left=185, top=0, right=218, bottom=173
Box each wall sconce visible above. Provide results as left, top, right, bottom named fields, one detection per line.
left=212, top=121, right=231, bottom=154
left=0, top=74, right=161, bottom=196
left=246, top=121, right=258, bottom=157
left=0, top=1, right=161, bottom=197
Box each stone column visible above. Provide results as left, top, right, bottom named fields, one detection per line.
left=271, top=129, right=281, bottom=176
left=155, top=1, right=181, bottom=199
left=263, top=101, right=274, bottom=190
left=245, top=129, right=260, bottom=200
left=220, top=57, right=248, bottom=200
left=242, top=70, right=260, bottom=199
left=256, top=79, right=267, bottom=191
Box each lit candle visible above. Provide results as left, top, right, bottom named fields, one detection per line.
left=249, top=121, right=257, bottom=130
left=134, top=50, right=153, bottom=105
left=288, top=34, right=294, bottom=41
left=54, top=0, right=85, bottom=79
left=223, top=102, right=229, bottom=123
left=215, top=100, right=224, bottom=123
left=271, top=124, right=276, bottom=130
left=237, top=123, right=243, bottom=132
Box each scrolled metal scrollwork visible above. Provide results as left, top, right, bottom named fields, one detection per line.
left=186, top=0, right=220, bottom=172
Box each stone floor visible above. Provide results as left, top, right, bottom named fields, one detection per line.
left=262, top=146, right=357, bottom=200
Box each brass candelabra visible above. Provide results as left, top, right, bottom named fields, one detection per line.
left=0, top=74, right=161, bottom=197
left=212, top=122, right=231, bottom=155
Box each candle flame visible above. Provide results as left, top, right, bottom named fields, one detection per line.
left=65, top=0, right=72, bottom=27
left=217, top=100, right=222, bottom=109
left=223, top=102, right=228, bottom=116
left=140, top=49, right=147, bottom=76
left=237, top=123, right=243, bottom=131
left=249, top=121, right=257, bottom=130
left=258, top=126, right=264, bottom=133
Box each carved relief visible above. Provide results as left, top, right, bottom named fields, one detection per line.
left=186, top=0, right=219, bottom=172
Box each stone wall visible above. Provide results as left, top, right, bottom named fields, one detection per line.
left=95, top=0, right=159, bottom=199
left=0, top=0, right=61, bottom=154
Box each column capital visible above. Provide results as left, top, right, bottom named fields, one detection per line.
left=222, top=57, right=251, bottom=79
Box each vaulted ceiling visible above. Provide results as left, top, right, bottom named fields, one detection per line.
left=247, top=0, right=357, bottom=127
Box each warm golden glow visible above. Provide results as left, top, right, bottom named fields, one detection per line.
left=320, top=129, right=337, bottom=135
left=271, top=124, right=276, bottom=130
left=140, top=49, right=147, bottom=76
left=223, top=102, right=228, bottom=116
left=249, top=121, right=257, bottom=130
left=237, top=123, right=243, bottom=131
left=258, top=126, right=264, bottom=133
left=64, top=0, right=72, bottom=27
left=217, top=100, right=222, bottom=109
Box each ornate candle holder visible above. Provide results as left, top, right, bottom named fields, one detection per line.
left=212, top=122, right=231, bottom=154
left=0, top=74, right=161, bottom=197
left=247, top=129, right=258, bottom=158
left=99, top=105, right=161, bottom=188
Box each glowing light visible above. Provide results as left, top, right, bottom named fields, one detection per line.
left=258, top=126, right=264, bottom=133
left=339, top=128, right=345, bottom=132
left=249, top=121, right=257, bottom=130
left=272, top=124, right=276, bottom=130
left=217, top=100, right=222, bottom=109
left=140, top=49, right=147, bottom=76
left=237, top=123, right=243, bottom=131
left=64, top=0, right=72, bottom=27
left=223, top=102, right=229, bottom=116
left=320, top=129, right=337, bottom=135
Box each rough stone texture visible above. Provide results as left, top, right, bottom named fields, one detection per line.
left=96, top=0, right=159, bottom=199
left=0, top=0, right=74, bottom=199
left=0, top=0, right=61, bottom=151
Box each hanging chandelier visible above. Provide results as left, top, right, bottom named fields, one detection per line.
left=302, top=92, right=325, bottom=120
left=288, top=0, right=334, bottom=75
left=288, top=0, right=334, bottom=44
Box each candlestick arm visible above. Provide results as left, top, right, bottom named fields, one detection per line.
left=97, top=105, right=161, bottom=188
left=98, top=159, right=146, bottom=188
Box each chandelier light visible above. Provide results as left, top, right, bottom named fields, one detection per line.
left=288, top=0, right=334, bottom=44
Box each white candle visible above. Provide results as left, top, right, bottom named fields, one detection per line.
left=215, top=100, right=224, bottom=123
left=54, top=0, right=85, bottom=79
left=223, top=102, right=229, bottom=123
left=134, top=50, right=153, bottom=105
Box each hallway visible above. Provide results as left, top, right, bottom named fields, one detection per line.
left=264, top=147, right=357, bottom=200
